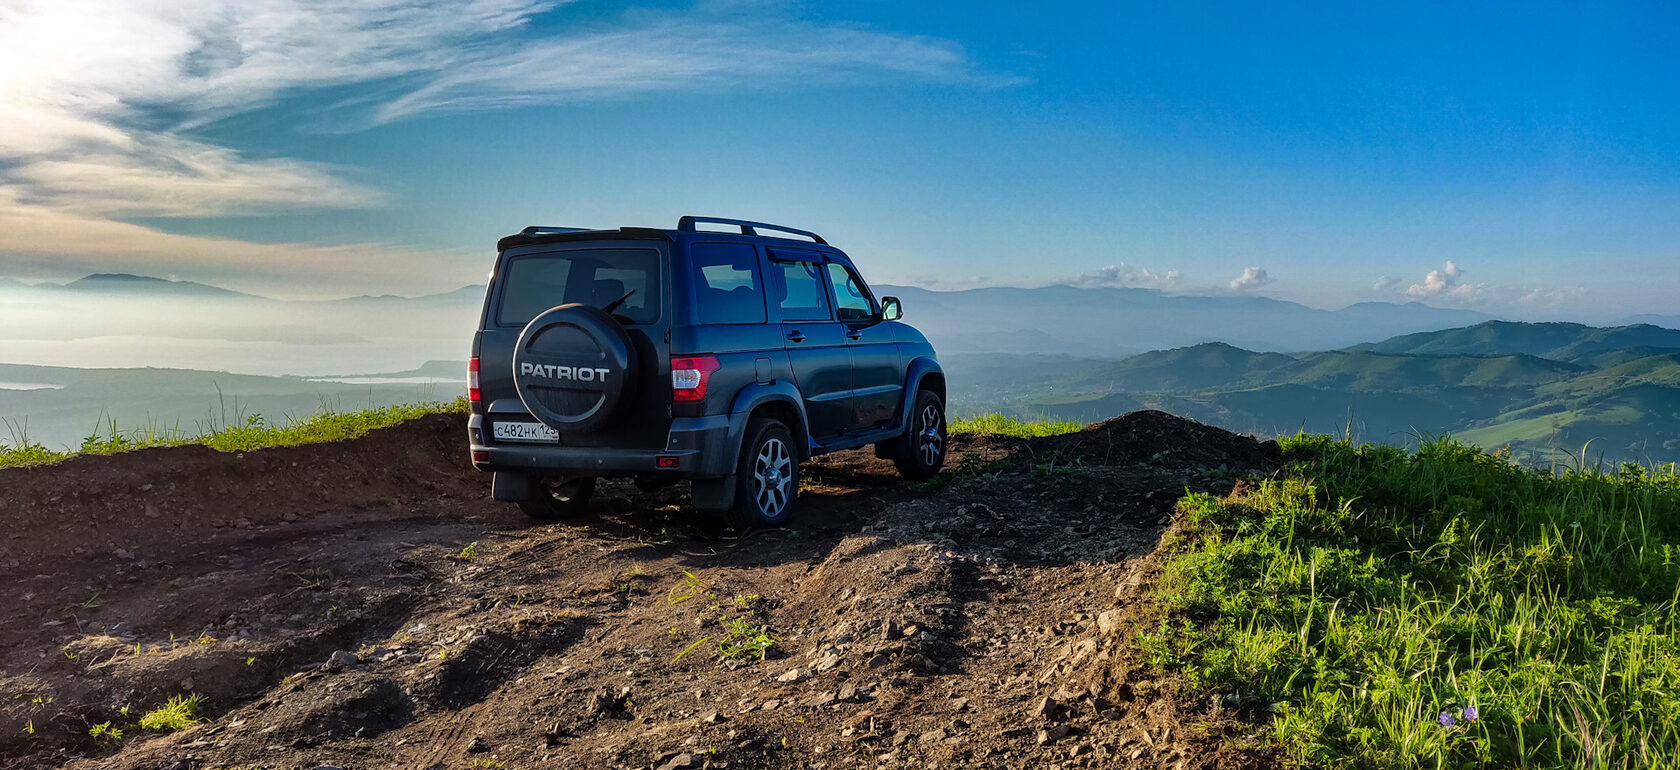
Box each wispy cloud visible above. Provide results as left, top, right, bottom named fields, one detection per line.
left=0, top=0, right=1003, bottom=290
left=1228, top=266, right=1271, bottom=291
left=377, top=18, right=1012, bottom=123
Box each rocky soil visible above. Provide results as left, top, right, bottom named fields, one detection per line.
left=0, top=410, right=1279, bottom=769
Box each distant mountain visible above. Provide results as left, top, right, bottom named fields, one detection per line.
left=1620, top=314, right=1680, bottom=331
left=878, top=284, right=1495, bottom=357
left=60, top=273, right=254, bottom=298
left=1351, top=321, right=1680, bottom=361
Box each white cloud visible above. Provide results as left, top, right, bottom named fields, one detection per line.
left=1406, top=260, right=1476, bottom=300
left=1065, top=264, right=1181, bottom=290
left=1228, top=266, right=1271, bottom=291
left=1372, top=275, right=1400, bottom=291
left=0, top=0, right=1003, bottom=291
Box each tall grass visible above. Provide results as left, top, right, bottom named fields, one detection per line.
left=0, top=398, right=466, bottom=469
left=1142, top=434, right=1680, bottom=769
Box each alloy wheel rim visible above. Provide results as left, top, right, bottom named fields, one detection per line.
left=753, top=437, right=791, bottom=517
left=918, top=404, right=943, bottom=466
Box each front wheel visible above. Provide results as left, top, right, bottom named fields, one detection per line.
left=893, top=390, right=946, bottom=480
left=724, top=419, right=800, bottom=532
left=517, top=476, right=596, bottom=520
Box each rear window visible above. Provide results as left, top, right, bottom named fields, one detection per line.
left=496, top=248, right=662, bottom=326
left=691, top=243, right=766, bottom=324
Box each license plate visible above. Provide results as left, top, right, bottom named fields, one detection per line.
left=492, top=421, right=559, bottom=443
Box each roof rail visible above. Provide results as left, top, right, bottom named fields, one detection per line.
left=677, top=216, right=827, bottom=245
left=520, top=226, right=591, bottom=236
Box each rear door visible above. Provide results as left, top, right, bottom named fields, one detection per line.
left=768, top=250, right=854, bottom=442
left=480, top=241, right=671, bottom=449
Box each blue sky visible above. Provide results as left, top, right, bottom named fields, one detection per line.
left=1, top=1, right=1676, bottom=319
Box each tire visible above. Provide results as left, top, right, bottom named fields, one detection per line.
left=724, top=419, right=799, bottom=532
left=516, top=476, right=596, bottom=520
left=893, top=390, right=947, bottom=480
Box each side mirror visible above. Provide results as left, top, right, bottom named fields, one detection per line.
left=880, top=296, right=902, bottom=321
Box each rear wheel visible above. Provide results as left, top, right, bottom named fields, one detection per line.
left=725, top=419, right=799, bottom=532
left=517, top=476, right=596, bottom=520
left=893, top=390, right=946, bottom=480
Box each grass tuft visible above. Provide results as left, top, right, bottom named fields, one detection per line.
left=138, top=694, right=202, bottom=732
left=1142, top=433, right=1680, bottom=768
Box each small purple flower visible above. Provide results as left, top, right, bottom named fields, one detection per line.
left=1463, top=706, right=1478, bottom=722
left=1438, top=712, right=1455, bottom=727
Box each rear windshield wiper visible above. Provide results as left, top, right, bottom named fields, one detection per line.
left=601, top=289, right=636, bottom=315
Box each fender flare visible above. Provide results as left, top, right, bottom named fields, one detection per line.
left=896, top=357, right=946, bottom=427
left=727, top=381, right=813, bottom=459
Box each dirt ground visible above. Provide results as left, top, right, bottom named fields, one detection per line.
left=0, top=410, right=1280, bottom=770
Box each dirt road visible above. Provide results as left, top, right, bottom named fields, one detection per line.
left=0, top=411, right=1276, bottom=769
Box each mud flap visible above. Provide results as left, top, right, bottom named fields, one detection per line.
left=690, top=476, right=736, bottom=512
left=491, top=471, right=532, bottom=501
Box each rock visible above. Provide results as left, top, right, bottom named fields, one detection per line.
left=589, top=687, right=620, bottom=714
left=700, top=710, right=724, bottom=724
left=1096, top=610, right=1124, bottom=635
left=327, top=650, right=359, bottom=669
left=1037, top=725, right=1071, bottom=745
left=777, top=667, right=807, bottom=683
left=657, top=753, right=697, bottom=770
left=1033, top=696, right=1061, bottom=720
left=807, top=691, right=837, bottom=708
left=882, top=619, right=903, bottom=640
left=113, top=548, right=134, bottom=560
left=919, top=727, right=948, bottom=743
left=466, top=736, right=488, bottom=753
left=816, top=653, right=842, bottom=672
left=951, top=697, right=969, bottom=712
left=838, top=683, right=858, bottom=702
left=760, top=699, right=781, bottom=711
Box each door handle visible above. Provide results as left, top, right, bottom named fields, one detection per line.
left=845, top=330, right=863, bottom=341
left=786, top=331, right=806, bottom=343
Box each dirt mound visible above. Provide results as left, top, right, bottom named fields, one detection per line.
left=0, top=413, right=476, bottom=573
left=1023, top=409, right=1279, bottom=471
left=0, top=412, right=1279, bottom=770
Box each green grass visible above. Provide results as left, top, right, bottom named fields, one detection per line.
left=0, top=398, right=466, bottom=469
left=1141, top=434, right=1680, bottom=769
left=949, top=413, right=1082, bottom=438
left=138, top=693, right=202, bottom=732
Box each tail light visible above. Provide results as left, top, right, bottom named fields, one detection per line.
left=671, top=355, right=720, bottom=402
left=467, top=357, right=481, bottom=403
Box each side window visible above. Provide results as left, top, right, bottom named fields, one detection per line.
left=825, top=263, right=875, bottom=322
left=771, top=260, right=833, bottom=322
left=690, top=243, right=766, bottom=324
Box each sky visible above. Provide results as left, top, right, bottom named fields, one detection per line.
left=2, top=0, right=1677, bottom=320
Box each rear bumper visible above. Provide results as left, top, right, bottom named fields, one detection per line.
left=467, top=412, right=736, bottom=478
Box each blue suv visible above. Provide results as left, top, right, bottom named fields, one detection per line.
left=467, top=217, right=946, bottom=530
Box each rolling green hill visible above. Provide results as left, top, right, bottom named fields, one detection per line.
left=1352, top=320, right=1680, bottom=360
left=967, top=327, right=1680, bottom=467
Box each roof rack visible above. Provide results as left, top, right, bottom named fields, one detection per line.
left=520, top=226, right=592, bottom=236
left=677, top=216, right=826, bottom=245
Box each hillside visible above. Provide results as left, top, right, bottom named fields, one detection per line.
left=0, top=411, right=1277, bottom=770
left=1350, top=320, right=1680, bottom=360
left=998, top=331, right=1680, bottom=466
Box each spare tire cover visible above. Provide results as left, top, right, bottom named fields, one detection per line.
left=512, top=304, right=637, bottom=431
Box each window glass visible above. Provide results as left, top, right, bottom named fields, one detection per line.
left=826, top=263, right=875, bottom=321
left=690, top=243, right=766, bottom=324
left=772, top=260, right=833, bottom=322
left=497, top=248, right=662, bottom=326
